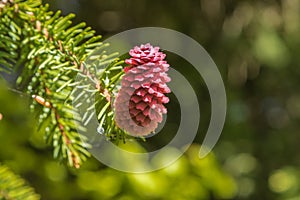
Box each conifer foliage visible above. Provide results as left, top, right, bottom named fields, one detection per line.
left=0, top=0, right=126, bottom=168
left=0, top=163, right=40, bottom=200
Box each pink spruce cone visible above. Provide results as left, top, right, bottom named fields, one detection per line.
left=114, top=43, right=171, bottom=136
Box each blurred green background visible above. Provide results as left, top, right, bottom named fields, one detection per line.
left=1, top=0, right=300, bottom=199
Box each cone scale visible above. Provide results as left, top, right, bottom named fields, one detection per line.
left=114, top=43, right=171, bottom=136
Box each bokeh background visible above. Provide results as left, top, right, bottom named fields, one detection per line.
left=1, top=0, right=300, bottom=199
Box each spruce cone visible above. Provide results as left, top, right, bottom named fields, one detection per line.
left=114, top=43, right=171, bottom=136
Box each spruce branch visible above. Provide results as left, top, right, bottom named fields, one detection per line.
left=0, top=163, right=40, bottom=200
left=0, top=0, right=127, bottom=168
